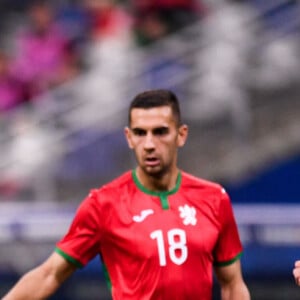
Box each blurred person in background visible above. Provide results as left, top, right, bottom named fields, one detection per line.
left=51, top=38, right=86, bottom=86
left=84, top=0, right=132, bottom=41
left=0, top=108, right=60, bottom=202
left=69, top=0, right=136, bottom=127
left=0, top=50, right=25, bottom=112
left=9, top=0, right=76, bottom=103
left=2, top=89, right=250, bottom=300
left=132, top=0, right=206, bottom=47
left=133, top=8, right=170, bottom=47
left=82, top=0, right=133, bottom=69
left=0, top=49, right=25, bottom=198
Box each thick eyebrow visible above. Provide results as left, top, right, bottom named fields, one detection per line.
left=131, top=127, right=146, bottom=135
left=152, top=126, right=169, bottom=135
left=131, top=126, right=170, bottom=135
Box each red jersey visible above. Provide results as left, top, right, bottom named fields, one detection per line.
left=56, top=170, right=242, bottom=300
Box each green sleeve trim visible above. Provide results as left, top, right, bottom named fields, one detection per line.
left=55, top=247, right=84, bottom=268
left=102, top=263, right=112, bottom=291
left=214, top=251, right=243, bottom=267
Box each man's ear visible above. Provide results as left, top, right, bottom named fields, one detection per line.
left=124, top=126, right=134, bottom=149
left=177, top=124, right=188, bottom=148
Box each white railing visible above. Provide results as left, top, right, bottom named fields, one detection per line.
left=0, top=202, right=300, bottom=273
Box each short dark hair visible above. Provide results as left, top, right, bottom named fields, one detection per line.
left=128, top=89, right=182, bottom=126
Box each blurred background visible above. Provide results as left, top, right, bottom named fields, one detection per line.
left=0, top=0, right=300, bottom=299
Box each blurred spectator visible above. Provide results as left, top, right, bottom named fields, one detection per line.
left=56, top=1, right=90, bottom=46
left=131, top=0, right=206, bottom=46
left=84, top=0, right=133, bottom=41
left=82, top=0, right=134, bottom=70
left=9, top=1, right=73, bottom=102
left=0, top=109, right=60, bottom=201
left=67, top=0, right=136, bottom=129
left=250, top=35, right=300, bottom=90
left=187, top=2, right=255, bottom=139
left=0, top=50, right=25, bottom=112
left=51, top=39, right=86, bottom=86
left=133, top=9, right=169, bottom=47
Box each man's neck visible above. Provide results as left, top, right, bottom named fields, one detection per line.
left=135, top=167, right=179, bottom=192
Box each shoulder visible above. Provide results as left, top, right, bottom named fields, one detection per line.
left=88, top=170, right=134, bottom=202
left=181, top=172, right=234, bottom=222
left=180, top=171, right=230, bottom=212
left=181, top=171, right=225, bottom=195
left=101, top=170, right=133, bottom=193
left=75, top=171, right=133, bottom=218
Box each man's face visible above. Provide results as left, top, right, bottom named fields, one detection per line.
left=125, top=106, right=188, bottom=178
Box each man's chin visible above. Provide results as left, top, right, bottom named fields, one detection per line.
left=143, top=166, right=165, bottom=178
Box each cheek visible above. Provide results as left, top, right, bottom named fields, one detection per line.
left=131, top=142, right=143, bottom=157
left=127, top=136, right=140, bottom=149
left=162, top=140, right=178, bottom=157
left=127, top=140, right=134, bottom=149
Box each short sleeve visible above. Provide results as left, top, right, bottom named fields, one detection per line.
left=56, top=190, right=103, bottom=267
left=213, top=188, right=243, bottom=266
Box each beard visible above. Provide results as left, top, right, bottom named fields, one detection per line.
left=140, top=162, right=169, bottom=179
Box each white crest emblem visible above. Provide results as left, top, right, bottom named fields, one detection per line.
left=179, top=205, right=197, bottom=226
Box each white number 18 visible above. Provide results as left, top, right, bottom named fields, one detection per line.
left=150, top=229, right=187, bottom=266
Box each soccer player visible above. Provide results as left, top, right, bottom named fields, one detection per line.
left=2, top=89, right=250, bottom=300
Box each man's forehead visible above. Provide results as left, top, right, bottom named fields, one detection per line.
left=130, top=106, right=174, bottom=120
left=130, top=107, right=176, bottom=128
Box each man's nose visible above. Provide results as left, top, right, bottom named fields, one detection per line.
left=144, top=133, right=155, bottom=149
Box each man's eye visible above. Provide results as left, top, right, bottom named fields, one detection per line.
left=154, top=128, right=168, bottom=135
left=132, top=129, right=146, bottom=136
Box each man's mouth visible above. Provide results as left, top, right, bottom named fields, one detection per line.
left=145, top=157, right=160, bottom=166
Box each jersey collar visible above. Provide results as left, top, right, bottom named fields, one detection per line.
left=132, top=169, right=182, bottom=209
